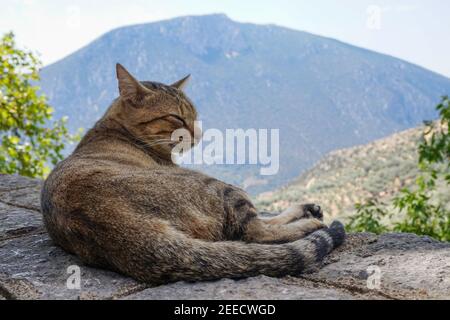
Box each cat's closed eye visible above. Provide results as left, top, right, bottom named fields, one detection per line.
left=165, top=115, right=186, bottom=128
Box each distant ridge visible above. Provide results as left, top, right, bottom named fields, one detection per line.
left=255, top=125, right=450, bottom=220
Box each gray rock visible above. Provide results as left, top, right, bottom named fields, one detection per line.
left=0, top=233, right=144, bottom=299
left=305, top=233, right=450, bottom=299
left=0, top=174, right=40, bottom=192
left=0, top=174, right=449, bottom=300
left=124, top=276, right=382, bottom=300
left=0, top=174, right=42, bottom=211
left=0, top=202, right=43, bottom=241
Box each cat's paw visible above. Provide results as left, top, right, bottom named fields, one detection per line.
left=282, top=203, right=324, bottom=221
left=300, top=204, right=324, bottom=221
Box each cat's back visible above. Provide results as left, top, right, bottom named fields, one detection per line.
left=43, top=135, right=154, bottom=196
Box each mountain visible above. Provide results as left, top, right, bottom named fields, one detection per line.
left=39, top=14, right=450, bottom=193
left=255, top=125, right=450, bottom=221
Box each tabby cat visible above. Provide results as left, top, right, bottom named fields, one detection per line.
left=41, top=64, right=345, bottom=284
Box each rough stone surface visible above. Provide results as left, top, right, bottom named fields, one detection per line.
left=124, top=276, right=383, bottom=300
left=0, top=233, right=144, bottom=299
left=0, top=174, right=449, bottom=300
left=0, top=202, right=43, bottom=241
left=0, top=174, right=42, bottom=211
left=304, top=233, right=450, bottom=299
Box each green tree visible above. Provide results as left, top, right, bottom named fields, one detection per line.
left=347, top=199, right=389, bottom=234
left=418, top=97, right=450, bottom=183
left=347, top=97, right=450, bottom=241
left=393, top=97, right=450, bottom=240
left=0, top=32, right=78, bottom=178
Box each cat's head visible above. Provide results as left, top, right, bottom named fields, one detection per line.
left=108, top=63, right=201, bottom=159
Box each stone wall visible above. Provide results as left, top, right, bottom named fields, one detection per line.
left=0, top=174, right=449, bottom=300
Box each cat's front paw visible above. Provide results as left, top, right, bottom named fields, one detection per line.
left=300, top=204, right=324, bottom=221
left=278, top=203, right=324, bottom=224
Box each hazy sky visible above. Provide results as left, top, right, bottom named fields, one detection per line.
left=1, top=0, right=449, bottom=77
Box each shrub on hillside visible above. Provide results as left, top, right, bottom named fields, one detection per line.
left=347, top=97, right=450, bottom=241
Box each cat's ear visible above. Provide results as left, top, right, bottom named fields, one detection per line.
left=116, top=63, right=148, bottom=99
left=171, top=74, right=191, bottom=90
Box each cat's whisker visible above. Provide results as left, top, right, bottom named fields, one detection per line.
left=132, top=135, right=174, bottom=147
left=139, top=140, right=175, bottom=149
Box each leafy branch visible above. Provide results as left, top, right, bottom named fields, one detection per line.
left=0, top=32, right=81, bottom=178
left=347, top=96, right=450, bottom=241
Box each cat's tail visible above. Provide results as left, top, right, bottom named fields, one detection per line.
left=76, top=213, right=346, bottom=284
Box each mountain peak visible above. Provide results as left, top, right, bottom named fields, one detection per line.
left=182, top=13, right=231, bottom=20
left=158, top=13, right=232, bottom=26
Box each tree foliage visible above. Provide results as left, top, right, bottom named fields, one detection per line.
left=0, top=32, right=78, bottom=178
left=347, top=97, right=450, bottom=241
left=347, top=199, right=389, bottom=234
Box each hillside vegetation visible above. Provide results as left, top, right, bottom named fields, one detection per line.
left=255, top=125, right=450, bottom=222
